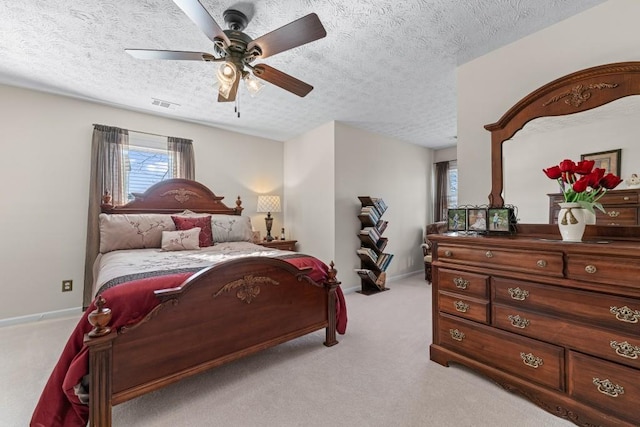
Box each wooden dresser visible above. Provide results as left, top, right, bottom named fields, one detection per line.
left=548, top=189, right=640, bottom=226
left=429, top=234, right=640, bottom=426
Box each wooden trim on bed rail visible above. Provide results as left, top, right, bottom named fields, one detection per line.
left=101, top=179, right=243, bottom=215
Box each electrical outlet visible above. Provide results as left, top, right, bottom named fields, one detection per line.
left=62, top=280, right=73, bottom=292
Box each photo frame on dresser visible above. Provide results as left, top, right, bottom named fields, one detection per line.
left=447, top=208, right=467, bottom=232
left=467, top=208, right=488, bottom=232
left=488, top=207, right=515, bottom=233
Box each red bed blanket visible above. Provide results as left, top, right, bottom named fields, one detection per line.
left=31, top=256, right=346, bottom=427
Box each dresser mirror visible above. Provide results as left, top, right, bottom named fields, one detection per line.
left=484, top=62, right=640, bottom=236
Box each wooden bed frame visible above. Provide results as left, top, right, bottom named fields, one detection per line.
left=85, top=179, right=339, bottom=426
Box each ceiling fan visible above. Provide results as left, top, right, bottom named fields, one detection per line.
left=126, top=0, right=327, bottom=107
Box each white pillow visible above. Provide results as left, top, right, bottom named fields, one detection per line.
left=177, top=209, right=209, bottom=217
left=161, top=227, right=201, bottom=251
left=99, top=213, right=176, bottom=253
left=211, top=215, right=253, bottom=242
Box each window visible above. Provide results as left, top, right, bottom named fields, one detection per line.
left=433, top=159, right=458, bottom=221
left=125, top=132, right=172, bottom=201
left=446, top=160, right=458, bottom=208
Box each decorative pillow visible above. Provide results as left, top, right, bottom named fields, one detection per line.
left=211, top=215, right=253, bottom=242
left=99, top=213, right=176, bottom=253
left=161, top=228, right=201, bottom=251
left=171, top=215, right=213, bottom=247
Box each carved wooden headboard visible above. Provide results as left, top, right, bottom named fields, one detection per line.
left=101, top=178, right=243, bottom=215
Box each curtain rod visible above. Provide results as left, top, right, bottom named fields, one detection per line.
left=92, top=124, right=167, bottom=139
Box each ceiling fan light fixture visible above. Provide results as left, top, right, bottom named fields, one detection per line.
left=216, top=61, right=238, bottom=99
left=217, top=62, right=237, bottom=84
left=244, top=73, right=265, bottom=97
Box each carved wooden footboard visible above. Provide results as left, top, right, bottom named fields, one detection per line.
left=85, top=256, right=339, bottom=426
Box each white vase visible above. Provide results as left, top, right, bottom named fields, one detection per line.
left=583, top=209, right=596, bottom=225
left=557, top=202, right=586, bottom=242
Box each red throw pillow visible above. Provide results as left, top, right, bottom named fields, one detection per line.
left=171, top=215, right=213, bottom=247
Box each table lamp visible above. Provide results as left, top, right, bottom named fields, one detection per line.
left=256, top=195, right=281, bottom=241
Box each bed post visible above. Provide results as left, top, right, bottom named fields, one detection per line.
left=85, top=296, right=115, bottom=426
left=86, top=336, right=114, bottom=427
left=324, top=261, right=340, bottom=347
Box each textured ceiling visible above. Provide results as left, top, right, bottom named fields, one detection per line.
left=0, top=0, right=605, bottom=148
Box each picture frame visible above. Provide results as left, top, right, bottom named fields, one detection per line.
left=580, top=149, right=621, bottom=176
left=447, top=208, right=467, bottom=232
left=467, top=208, right=488, bottom=232
left=488, top=208, right=514, bottom=233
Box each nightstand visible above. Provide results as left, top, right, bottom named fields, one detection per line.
left=258, top=240, right=297, bottom=251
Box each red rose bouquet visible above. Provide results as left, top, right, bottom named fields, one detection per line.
left=543, top=159, right=623, bottom=213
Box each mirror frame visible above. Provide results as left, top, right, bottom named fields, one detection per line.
left=484, top=61, right=640, bottom=208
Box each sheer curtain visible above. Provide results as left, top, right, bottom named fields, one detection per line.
left=168, top=136, right=195, bottom=180
left=433, top=161, right=450, bottom=222
left=82, top=125, right=129, bottom=308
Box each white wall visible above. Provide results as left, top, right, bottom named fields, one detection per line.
left=283, top=122, right=336, bottom=264
left=457, top=0, right=640, bottom=207
left=334, top=123, right=432, bottom=288
left=0, top=84, right=283, bottom=321
left=283, top=122, right=431, bottom=291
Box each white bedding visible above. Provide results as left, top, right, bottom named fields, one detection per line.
left=93, top=241, right=292, bottom=297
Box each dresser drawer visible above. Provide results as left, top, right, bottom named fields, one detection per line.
left=492, top=278, right=640, bottom=335
left=493, top=304, right=640, bottom=370
left=437, top=268, right=488, bottom=298
left=438, top=314, right=564, bottom=390
left=569, top=352, right=640, bottom=425
left=438, top=291, right=489, bottom=324
left=437, top=245, right=563, bottom=277
left=596, top=207, right=637, bottom=226
left=598, top=191, right=639, bottom=205
left=567, top=254, right=640, bottom=290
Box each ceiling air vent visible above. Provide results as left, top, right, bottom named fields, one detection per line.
left=151, top=98, right=180, bottom=109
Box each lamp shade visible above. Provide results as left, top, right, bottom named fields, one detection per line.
left=257, top=195, right=281, bottom=213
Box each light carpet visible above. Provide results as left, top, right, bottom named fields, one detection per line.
left=0, top=274, right=572, bottom=426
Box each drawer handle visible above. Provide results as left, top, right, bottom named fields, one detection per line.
left=485, top=251, right=494, bottom=258
left=454, top=301, right=470, bottom=313
left=585, top=265, right=597, bottom=274
left=453, top=277, right=469, bottom=290
left=624, top=196, right=630, bottom=201
left=444, top=250, right=452, bottom=257
left=449, top=328, right=465, bottom=342
left=607, top=211, right=620, bottom=217
left=536, top=259, right=547, bottom=268
left=520, top=352, right=543, bottom=369
left=508, top=287, right=530, bottom=301
left=508, top=314, right=530, bottom=329
left=610, top=340, right=640, bottom=360
left=592, top=378, right=625, bottom=398
left=610, top=305, right=640, bottom=323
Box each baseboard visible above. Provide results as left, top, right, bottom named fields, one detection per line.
left=387, top=270, right=423, bottom=282
left=0, top=307, right=82, bottom=328
left=343, top=269, right=424, bottom=294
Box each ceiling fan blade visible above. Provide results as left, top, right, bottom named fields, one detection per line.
left=248, top=13, right=326, bottom=59
left=218, top=74, right=240, bottom=102
left=173, top=0, right=230, bottom=46
left=253, top=64, right=313, bottom=97
left=125, top=49, right=217, bottom=61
